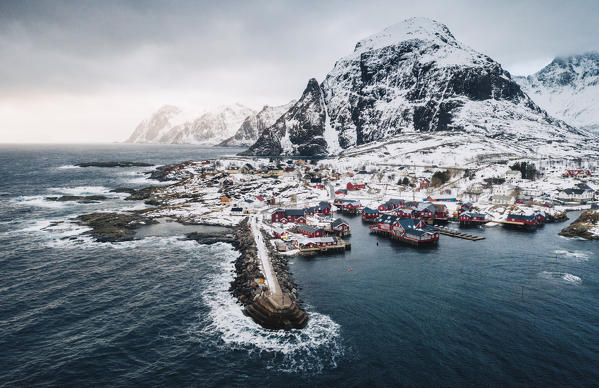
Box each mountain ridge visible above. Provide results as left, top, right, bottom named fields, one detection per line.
left=243, top=17, right=592, bottom=157
left=515, top=52, right=599, bottom=134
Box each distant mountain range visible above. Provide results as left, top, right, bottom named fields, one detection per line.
left=126, top=103, right=255, bottom=145
left=515, top=52, right=599, bottom=134
left=126, top=101, right=296, bottom=146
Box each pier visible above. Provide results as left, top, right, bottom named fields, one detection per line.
left=299, top=239, right=351, bottom=255
left=245, top=215, right=308, bottom=330
left=434, top=226, right=485, bottom=241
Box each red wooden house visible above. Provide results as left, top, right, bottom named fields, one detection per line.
left=362, top=207, right=380, bottom=220
left=395, top=208, right=415, bottom=218
left=433, top=204, right=449, bottom=220
left=296, top=225, right=325, bottom=238
left=506, top=213, right=538, bottom=227
left=415, top=203, right=436, bottom=219
left=459, top=212, right=487, bottom=225
left=534, top=211, right=546, bottom=223
left=271, top=208, right=307, bottom=224
left=342, top=200, right=362, bottom=211
left=331, top=218, right=351, bottom=232
left=347, top=182, right=366, bottom=191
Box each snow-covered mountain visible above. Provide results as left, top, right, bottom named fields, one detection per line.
left=126, top=105, right=193, bottom=143
left=244, top=17, right=594, bottom=157
left=126, top=103, right=255, bottom=145
left=218, top=101, right=295, bottom=147
left=515, top=53, right=599, bottom=134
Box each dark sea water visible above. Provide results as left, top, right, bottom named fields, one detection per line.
left=1, top=144, right=598, bottom=387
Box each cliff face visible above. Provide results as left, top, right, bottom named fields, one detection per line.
left=243, top=79, right=335, bottom=156
left=244, top=17, right=586, bottom=157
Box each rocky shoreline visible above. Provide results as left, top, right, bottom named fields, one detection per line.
left=229, top=218, right=308, bottom=330
left=76, top=212, right=158, bottom=242
left=559, top=210, right=599, bottom=239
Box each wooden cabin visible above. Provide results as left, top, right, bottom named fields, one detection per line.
left=296, top=225, right=325, bottom=238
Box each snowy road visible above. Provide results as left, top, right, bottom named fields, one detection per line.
left=249, top=213, right=281, bottom=295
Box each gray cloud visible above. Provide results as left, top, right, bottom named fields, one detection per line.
left=1, top=0, right=598, bottom=142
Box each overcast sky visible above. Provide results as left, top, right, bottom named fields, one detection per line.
left=1, top=0, right=598, bottom=143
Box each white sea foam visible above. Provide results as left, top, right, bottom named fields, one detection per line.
left=538, top=271, right=582, bottom=285
left=555, top=249, right=592, bottom=261
left=562, top=273, right=582, bottom=285
left=47, top=234, right=199, bottom=250
left=56, top=164, right=80, bottom=169
left=196, top=244, right=344, bottom=374
left=12, top=195, right=67, bottom=209
left=47, top=186, right=110, bottom=196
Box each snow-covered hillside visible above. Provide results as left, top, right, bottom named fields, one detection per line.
left=515, top=53, right=599, bottom=134
left=127, top=103, right=255, bottom=145
left=244, top=17, right=595, bottom=157
left=218, top=101, right=295, bottom=147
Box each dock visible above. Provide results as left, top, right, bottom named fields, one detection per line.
left=299, top=239, right=351, bottom=255
left=434, top=226, right=485, bottom=241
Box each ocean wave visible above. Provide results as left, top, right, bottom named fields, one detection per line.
left=554, top=249, right=592, bottom=261
left=47, top=186, right=110, bottom=196
left=56, top=164, right=81, bottom=169
left=196, top=245, right=344, bottom=375
left=13, top=219, right=91, bottom=238
left=12, top=195, right=68, bottom=209
left=47, top=234, right=200, bottom=250
left=538, top=271, right=582, bottom=285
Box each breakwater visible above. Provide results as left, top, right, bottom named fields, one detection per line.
left=230, top=218, right=308, bottom=330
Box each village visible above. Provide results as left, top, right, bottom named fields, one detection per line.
left=141, top=155, right=599, bottom=252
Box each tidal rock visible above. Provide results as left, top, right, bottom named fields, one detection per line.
left=77, top=161, right=153, bottom=168
left=46, top=195, right=107, bottom=202
left=76, top=212, right=158, bottom=242
left=559, top=210, right=599, bottom=239
left=110, top=187, right=137, bottom=194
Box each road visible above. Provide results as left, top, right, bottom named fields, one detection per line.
left=249, top=213, right=281, bottom=296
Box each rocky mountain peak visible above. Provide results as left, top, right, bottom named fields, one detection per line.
left=534, top=52, right=599, bottom=88
left=244, top=18, right=586, bottom=157
left=354, top=17, right=458, bottom=54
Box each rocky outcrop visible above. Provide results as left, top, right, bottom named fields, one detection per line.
left=110, top=187, right=137, bottom=194
left=229, top=219, right=308, bottom=330
left=545, top=211, right=568, bottom=223
left=76, top=212, right=158, bottom=242
left=185, top=230, right=235, bottom=245
left=77, top=161, right=153, bottom=168
left=46, top=195, right=107, bottom=203
left=559, top=210, right=599, bottom=239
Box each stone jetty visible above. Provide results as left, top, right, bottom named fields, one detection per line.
left=230, top=218, right=308, bottom=330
